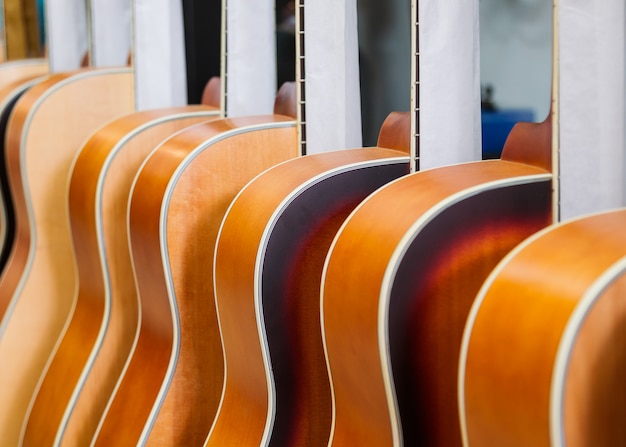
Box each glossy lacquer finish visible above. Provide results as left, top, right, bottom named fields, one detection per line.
left=94, top=115, right=298, bottom=446
left=0, top=68, right=134, bottom=446
left=22, top=107, right=219, bottom=446
left=322, top=115, right=554, bottom=446
left=210, top=112, right=411, bottom=447
left=461, top=209, right=626, bottom=447
left=0, top=76, right=46, bottom=273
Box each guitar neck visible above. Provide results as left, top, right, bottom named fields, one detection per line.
left=410, top=0, right=420, bottom=173
left=295, top=0, right=306, bottom=155
left=219, top=0, right=228, bottom=115
left=550, top=0, right=560, bottom=223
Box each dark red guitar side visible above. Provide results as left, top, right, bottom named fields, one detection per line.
left=321, top=114, right=554, bottom=446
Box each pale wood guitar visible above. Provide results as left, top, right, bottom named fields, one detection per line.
left=20, top=106, right=220, bottom=447
left=0, top=68, right=134, bottom=445
left=0, top=59, right=48, bottom=89
left=0, top=73, right=49, bottom=272
left=459, top=209, right=626, bottom=447
left=0, top=60, right=49, bottom=269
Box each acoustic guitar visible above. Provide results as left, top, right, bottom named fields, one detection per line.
left=212, top=111, right=410, bottom=447
left=320, top=0, right=557, bottom=445
left=92, top=93, right=298, bottom=446
left=0, top=60, right=49, bottom=270
left=17, top=1, right=219, bottom=444
left=0, top=75, right=48, bottom=272
left=0, top=67, right=134, bottom=445
left=20, top=105, right=220, bottom=447
left=459, top=208, right=626, bottom=447
left=0, top=59, right=48, bottom=88
left=208, top=3, right=402, bottom=444
left=16, top=3, right=223, bottom=445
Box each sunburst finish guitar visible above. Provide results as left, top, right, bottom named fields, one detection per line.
left=459, top=209, right=626, bottom=447
left=209, top=1, right=378, bottom=443
left=0, top=68, right=134, bottom=445
left=320, top=0, right=558, bottom=445
left=20, top=106, right=220, bottom=447
left=212, top=111, right=410, bottom=447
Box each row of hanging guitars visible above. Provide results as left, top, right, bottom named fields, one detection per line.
left=0, top=0, right=623, bottom=446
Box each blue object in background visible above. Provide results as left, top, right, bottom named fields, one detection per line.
left=38, top=0, right=45, bottom=48
left=481, top=109, right=535, bottom=159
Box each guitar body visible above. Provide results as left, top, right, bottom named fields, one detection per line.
left=321, top=118, right=554, bottom=446
left=213, top=150, right=409, bottom=446
left=460, top=209, right=626, bottom=447
left=93, top=115, right=298, bottom=446
left=0, top=61, right=49, bottom=271
left=0, top=68, right=134, bottom=445
left=210, top=112, right=410, bottom=446
left=0, top=59, right=48, bottom=89
left=20, top=107, right=220, bottom=447
left=0, top=76, right=48, bottom=272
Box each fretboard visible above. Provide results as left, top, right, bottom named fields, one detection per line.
left=411, top=0, right=420, bottom=173
left=296, top=0, right=306, bottom=155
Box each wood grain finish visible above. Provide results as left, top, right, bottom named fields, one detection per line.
left=0, top=68, right=134, bottom=446
left=322, top=160, right=552, bottom=447
left=93, top=115, right=297, bottom=446
left=0, top=59, right=48, bottom=91
left=20, top=107, right=219, bottom=447
left=0, top=63, right=49, bottom=271
left=212, top=147, right=409, bottom=447
left=460, top=209, right=626, bottom=447
left=0, top=76, right=47, bottom=272
left=501, top=117, right=552, bottom=172
left=376, top=112, right=411, bottom=155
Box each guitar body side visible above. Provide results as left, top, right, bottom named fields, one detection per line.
left=212, top=148, right=409, bottom=447
left=0, top=76, right=47, bottom=273
left=93, top=116, right=297, bottom=446
left=22, top=107, right=219, bottom=447
left=0, top=68, right=134, bottom=446
left=0, top=59, right=48, bottom=91
left=460, top=209, right=626, bottom=447
left=322, top=160, right=552, bottom=446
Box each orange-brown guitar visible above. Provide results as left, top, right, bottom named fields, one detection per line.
left=93, top=87, right=298, bottom=446
left=321, top=117, right=554, bottom=447
left=0, top=68, right=134, bottom=445
left=321, top=1, right=559, bottom=444
left=20, top=106, right=221, bottom=447
left=0, top=72, right=49, bottom=272
left=459, top=208, right=626, bottom=447
left=211, top=112, right=410, bottom=447
left=0, top=60, right=49, bottom=269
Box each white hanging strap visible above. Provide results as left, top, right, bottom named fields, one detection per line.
left=89, top=0, right=132, bottom=67
left=418, top=0, right=481, bottom=169
left=45, top=0, right=89, bottom=72
left=304, top=0, right=362, bottom=154
left=559, top=0, right=626, bottom=220
left=223, top=0, right=276, bottom=117
left=132, top=0, right=187, bottom=110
